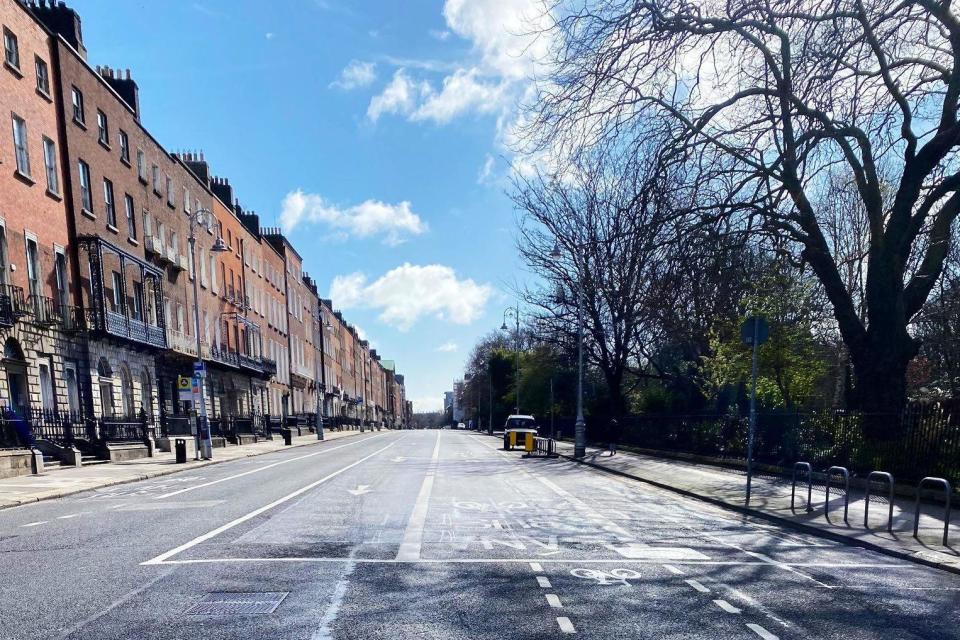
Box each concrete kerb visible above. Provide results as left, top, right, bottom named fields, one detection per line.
left=0, top=429, right=377, bottom=512
left=550, top=448, right=960, bottom=577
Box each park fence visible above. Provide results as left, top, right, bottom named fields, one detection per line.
left=552, top=401, right=960, bottom=488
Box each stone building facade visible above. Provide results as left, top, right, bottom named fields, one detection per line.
left=0, top=0, right=410, bottom=462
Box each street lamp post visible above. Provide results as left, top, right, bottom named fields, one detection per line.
left=188, top=208, right=228, bottom=460
left=501, top=306, right=521, bottom=414
left=550, top=243, right=587, bottom=458
left=315, top=309, right=333, bottom=441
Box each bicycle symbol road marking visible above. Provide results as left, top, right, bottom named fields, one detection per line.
left=569, top=568, right=641, bottom=586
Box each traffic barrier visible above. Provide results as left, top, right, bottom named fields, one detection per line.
left=914, top=477, right=952, bottom=546
left=864, top=471, right=895, bottom=532
left=791, top=462, right=813, bottom=513
left=825, top=466, right=850, bottom=524
left=525, top=437, right=558, bottom=458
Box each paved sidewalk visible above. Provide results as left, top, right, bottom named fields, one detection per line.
left=0, top=428, right=380, bottom=510
left=548, top=440, right=959, bottom=573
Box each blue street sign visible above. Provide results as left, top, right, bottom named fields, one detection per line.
left=193, top=361, right=205, bottom=373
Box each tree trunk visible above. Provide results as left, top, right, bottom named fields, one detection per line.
left=848, top=333, right=918, bottom=439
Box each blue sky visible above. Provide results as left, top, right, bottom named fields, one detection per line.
left=73, top=0, right=548, bottom=411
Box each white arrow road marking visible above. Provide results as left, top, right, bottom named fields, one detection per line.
left=391, top=456, right=407, bottom=462
left=348, top=485, right=373, bottom=496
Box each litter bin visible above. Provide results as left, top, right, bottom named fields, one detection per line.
left=282, top=429, right=292, bottom=446
left=175, top=438, right=187, bottom=464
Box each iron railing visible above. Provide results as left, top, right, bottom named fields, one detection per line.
left=555, top=402, right=960, bottom=489
left=0, top=284, right=25, bottom=327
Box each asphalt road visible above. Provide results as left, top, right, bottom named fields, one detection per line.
left=0, top=430, right=957, bottom=639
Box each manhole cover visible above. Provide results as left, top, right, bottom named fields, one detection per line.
left=185, top=592, right=289, bottom=615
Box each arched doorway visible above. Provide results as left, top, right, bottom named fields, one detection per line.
left=97, top=358, right=115, bottom=417
left=119, top=365, right=134, bottom=417
left=139, top=369, right=153, bottom=418
left=3, top=338, right=28, bottom=415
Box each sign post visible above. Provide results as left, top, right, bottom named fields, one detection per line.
left=741, top=315, right=769, bottom=506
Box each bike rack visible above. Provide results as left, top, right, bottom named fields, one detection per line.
left=864, top=471, right=895, bottom=533
left=914, top=477, right=952, bottom=547
left=825, top=466, right=850, bottom=524
left=791, top=462, right=813, bottom=513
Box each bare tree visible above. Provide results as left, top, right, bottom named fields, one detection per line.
left=530, top=0, right=960, bottom=425
left=513, top=144, right=670, bottom=417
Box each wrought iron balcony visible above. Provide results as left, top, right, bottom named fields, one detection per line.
left=97, top=309, right=166, bottom=348
left=0, top=285, right=26, bottom=327
left=261, top=357, right=277, bottom=376
left=209, top=344, right=240, bottom=368
left=27, top=295, right=62, bottom=327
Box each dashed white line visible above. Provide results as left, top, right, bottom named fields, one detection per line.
left=22, top=521, right=46, bottom=527
left=685, top=579, right=711, bottom=593
left=556, top=616, right=576, bottom=634
left=57, top=514, right=80, bottom=519
left=747, top=623, right=779, bottom=640
left=662, top=564, right=685, bottom=575
left=713, top=599, right=741, bottom=614
left=536, top=576, right=552, bottom=588
left=545, top=594, right=563, bottom=608
left=529, top=562, right=544, bottom=572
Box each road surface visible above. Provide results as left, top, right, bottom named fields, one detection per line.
left=0, top=430, right=957, bottom=639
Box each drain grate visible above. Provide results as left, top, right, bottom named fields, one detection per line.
left=184, top=592, right=289, bottom=616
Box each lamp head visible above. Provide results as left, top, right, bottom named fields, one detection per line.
left=500, top=322, right=508, bottom=331
left=211, top=237, right=230, bottom=253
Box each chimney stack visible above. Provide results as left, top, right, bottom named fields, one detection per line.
left=28, top=0, right=87, bottom=60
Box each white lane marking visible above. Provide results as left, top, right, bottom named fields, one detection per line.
left=395, top=431, right=441, bottom=562
left=662, top=564, right=685, bottom=575
left=22, top=521, right=46, bottom=527
left=311, top=548, right=358, bottom=640
left=492, top=519, right=503, bottom=530
left=537, top=576, right=552, bottom=588
left=747, top=623, right=779, bottom=640
left=557, top=617, right=576, bottom=634
left=685, top=579, right=710, bottom=593
left=142, top=438, right=401, bottom=566
left=57, top=514, right=80, bottom=519
left=713, top=599, right=741, bottom=614
left=347, top=485, right=373, bottom=496
left=530, top=562, right=544, bottom=572
left=723, top=586, right=791, bottom=628
left=153, top=434, right=384, bottom=499
left=545, top=594, right=563, bottom=608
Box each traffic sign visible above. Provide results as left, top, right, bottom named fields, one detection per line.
left=193, top=361, right=205, bottom=373
left=741, top=316, right=769, bottom=346
left=177, top=376, right=191, bottom=391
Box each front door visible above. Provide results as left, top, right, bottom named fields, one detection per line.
left=5, top=366, right=31, bottom=446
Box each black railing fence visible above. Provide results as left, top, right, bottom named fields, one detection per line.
left=554, top=402, right=960, bottom=488
left=0, top=407, right=150, bottom=447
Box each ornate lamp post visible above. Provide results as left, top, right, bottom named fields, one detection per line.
left=315, top=310, right=333, bottom=441
left=188, top=208, right=229, bottom=459
left=500, top=305, right=521, bottom=414
left=550, top=243, right=586, bottom=458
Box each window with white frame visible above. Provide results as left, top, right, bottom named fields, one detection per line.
left=71, top=86, right=84, bottom=124
left=124, top=194, right=136, bottom=240
left=42, top=137, right=58, bottom=193
left=103, top=178, right=116, bottom=227
left=96, top=110, right=109, bottom=146
left=35, top=56, right=49, bottom=94
left=11, top=114, right=29, bottom=176
left=4, top=27, right=19, bottom=70
left=78, top=159, right=92, bottom=212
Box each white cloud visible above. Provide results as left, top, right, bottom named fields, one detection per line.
left=411, top=68, right=505, bottom=124
left=365, top=0, right=552, bottom=153
left=280, top=190, right=428, bottom=245
left=367, top=69, right=432, bottom=121
left=265, top=32, right=275, bottom=40
left=331, top=60, right=377, bottom=90
left=477, top=154, right=496, bottom=184
left=429, top=29, right=452, bottom=41
left=436, top=341, right=459, bottom=352
left=330, top=264, right=494, bottom=331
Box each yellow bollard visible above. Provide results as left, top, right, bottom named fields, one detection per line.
left=524, top=433, right=534, bottom=453
left=509, top=431, right=517, bottom=448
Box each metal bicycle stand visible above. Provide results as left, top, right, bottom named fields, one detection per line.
left=791, top=462, right=813, bottom=513
left=864, top=471, right=895, bottom=533
left=914, top=477, right=952, bottom=547
left=825, top=466, right=850, bottom=524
